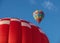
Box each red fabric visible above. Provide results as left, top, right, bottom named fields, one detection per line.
left=0, top=24, right=9, bottom=43
left=40, top=33, right=49, bottom=43
left=8, top=21, right=22, bottom=43
left=0, top=18, right=49, bottom=43
left=31, top=25, right=41, bottom=43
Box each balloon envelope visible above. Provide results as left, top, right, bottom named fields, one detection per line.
left=33, top=10, right=44, bottom=23
left=0, top=18, right=49, bottom=43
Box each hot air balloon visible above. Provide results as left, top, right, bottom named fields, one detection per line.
left=33, top=10, right=44, bottom=23
left=0, top=18, right=49, bottom=43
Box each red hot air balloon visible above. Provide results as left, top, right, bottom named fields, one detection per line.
left=0, top=18, right=49, bottom=43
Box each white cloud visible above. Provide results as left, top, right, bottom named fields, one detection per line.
left=42, top=1, right=57, bottom=11
left=29, top=0, right=36, bottom=5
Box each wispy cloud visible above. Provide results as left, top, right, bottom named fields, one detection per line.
left=29, top=0, right=36, bottom=5
left=42, top=1, right=57, bottom=11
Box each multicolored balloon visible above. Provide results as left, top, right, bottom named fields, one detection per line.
left=0, top=18, right=49, bottom=43
left=33, top=10, right=44, bottom=23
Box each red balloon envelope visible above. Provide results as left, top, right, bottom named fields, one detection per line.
left=0, top=18, right=49, bottom=43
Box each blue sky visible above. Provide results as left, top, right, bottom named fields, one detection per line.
left=0, top=0, right=60, bottom=43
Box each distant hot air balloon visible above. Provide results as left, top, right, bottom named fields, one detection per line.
left=0, top=18, right=49, bottom=43
left=33, top=10, right=44, bottom=23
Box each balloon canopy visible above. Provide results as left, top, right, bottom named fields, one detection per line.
left=0, top=18, right=49, bottom=43
left=33, top=10, right=44, bottom=23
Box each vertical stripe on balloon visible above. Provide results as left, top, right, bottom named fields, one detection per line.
left=8, top=21, right=22, bottom=43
